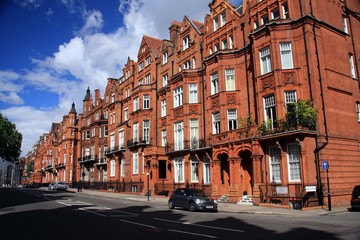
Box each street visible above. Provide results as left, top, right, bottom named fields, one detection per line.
left=0, top=187, right=359, bottom=240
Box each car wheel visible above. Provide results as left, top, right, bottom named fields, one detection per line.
left=168, top=200, right=174, bottom=209
left=189, top=202, right=197, bottom=212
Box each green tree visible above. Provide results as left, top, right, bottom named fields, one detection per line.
left=0, top=112, right=22, bottom=162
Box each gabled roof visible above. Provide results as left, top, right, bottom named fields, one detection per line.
left=138, top=35, right=163, bottom=59
left=182, top=15, right=204, bottom=35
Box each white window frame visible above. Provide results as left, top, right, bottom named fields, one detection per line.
left=124, top=108, right=128, bottom=121
left=161, top=99, right=166, bottom=117
left=285, top=91, right=297, bottom=112
left=110, top=159, right=116, bottom=177
left=264, top=95, right=277, bottom=129
left=225, top=68, right=235, bottom=91
left=162, top=74, right=168, bottom=87
left=210, top=72, right=219, bottom=95
left=119, top=129, right=124, bottom=148
left=110, top=133, right=115, bottom=151
left=133, top=152, right=139, bottom=174
left=261, top=14, right=269, bottom=25
left=190, top=158, right=199, bottom=183
left=260, top=46, right=272, bottom=74
left=271, top=8, right=280, bottom=20
left=143, top=94, right=150, bottom=109
left=145, top=74, right=151, bottom=85
left=161, top=130, right=167, bottom=147
left=174, top=121, right=184, bottom=151
left=349, top=53, right=356, bottom=78
left=189, top=83, right=198, bottom=103
left=342, top=16, right=349, bottom=34
left=174, top=157, right=184, bottom=183
left=227, top=109, right=238, bottom=131
left=163, top=51, right=168, bottom=64
left=121, top=157, right=125, bottom=178
left=174, top=86, right=183, bottom=108
left=269, top=146, right=281, bottom=183
left=183, top=60, right=191, bottom=70
left=282, top=2, right=289, bottom=19
left=357, top=102, right=360, bottom=122
left=133, top=97, right=139, bottom=111
left=222, top=38, right=228, bottom=50
left=280, top=42, right=294, bottom=69
left=203, top=158, right=211, bottom=184
left=183, top=35, right=190, bottom=51
left=212, top=112, right=221, bottom=134
left=143, top=120, right=150, bottom=143
left=220, top=11, right=226, bottom=27
left=145, top=56, right=151, bottom=66
left=287, top=143, right=301, bottom=182
left=213, top=16, right=219, bottom=31
left=133, top=122, right=139, bottom=143
left=189, top=119, right=199, bottom=149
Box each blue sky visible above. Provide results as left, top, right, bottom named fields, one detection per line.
left=0, top=0, right=243, bottom=157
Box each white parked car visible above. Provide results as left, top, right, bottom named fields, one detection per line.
left=54, top=181, right=68, bottom=191
left=48, top=182, right=56, bottom=190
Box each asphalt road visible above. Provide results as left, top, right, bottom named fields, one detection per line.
left=0, top=187, right=359, bottom=240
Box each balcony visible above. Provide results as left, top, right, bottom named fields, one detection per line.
left=104, top=145, right=127, bottom=155
left=55, top=163, right=65, bottom=169
left=95, top=157, right=107, bottom=166
left=78, top=155, right=97, bottom=164
left=126, top=139, right=150, bottom=149
left=45, top=165, right=53, bottom=172
left=165, top=139, right=208, bottom=155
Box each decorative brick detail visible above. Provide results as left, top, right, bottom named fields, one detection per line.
left=174, top=107, right=183, bottom=118
left=261, top=75, right=275, bottom=90
left=212, top=97, right=219, bottom=107
left=189, top=105, right=198, bottom=114
left=283, top=71, right=295, bottom=84
left=227, top=94, right=236, bottom=104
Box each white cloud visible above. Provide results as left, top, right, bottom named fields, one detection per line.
left=0, top=70, right=24, bottom=105
left=76, top=10, right=104, bottom=37
left=1, top=0, right=210, bottom=156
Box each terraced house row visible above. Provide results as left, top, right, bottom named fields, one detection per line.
left=25, top=0, right=360, bottom=208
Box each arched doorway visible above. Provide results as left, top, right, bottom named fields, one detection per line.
left=219, top=153, right=230, bottom=186
left=240, top=150, right=253, bottom=196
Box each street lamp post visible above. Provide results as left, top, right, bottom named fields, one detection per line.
left=146, top=172, right=150, bottom=201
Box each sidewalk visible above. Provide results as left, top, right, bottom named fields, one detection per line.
left=71, top=188, right=350, bottom=217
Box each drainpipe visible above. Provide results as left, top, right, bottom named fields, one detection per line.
left=155, top=61, right=159, bottom=146
left=309, top=0, right=329, bottom=206
left=241, top=23, right=251, bottom=120
left=200, top=42, right=207, bottom=146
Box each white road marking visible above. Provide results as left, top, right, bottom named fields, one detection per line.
left=78, top=207, right=106, bottom=217
left=57, top=199, right=92, bottom=206
left=168, top=229, right=217, bottom=239
left=120, top=219, right=157, bottom=229
left=154, top=217, right=245, bottom=233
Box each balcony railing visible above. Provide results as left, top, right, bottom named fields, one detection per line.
left=105, top=145, right=126, bottom=155
left=165, top=139, right=207, bottom=153
left=78, top=155, right=97, bottom=164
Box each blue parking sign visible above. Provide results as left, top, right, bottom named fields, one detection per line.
left=322, top=161, right=329, bottom=170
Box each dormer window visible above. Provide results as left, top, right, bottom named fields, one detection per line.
left=220, top=12, right=226, bottom=27
left=213, top=16, right=219, bottom=31
left=183, top=35, right=190, bottom=51
left=271, top=8, right=280, bottom=20
left=145, top=56, right=151, bottom=66
left=183, top=60, right=191, bottom=70
left=261, top=14, right=269, bottom=25
left=163, top=51, right=168, bottom=64
left=282, top=2, right=289, bottom=19
left=138, top=61, right=144, bottom=71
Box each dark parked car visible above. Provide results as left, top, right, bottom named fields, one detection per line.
left=351, top=185, right=360, bottom=210
left=168, top=188, right=218, bottom=212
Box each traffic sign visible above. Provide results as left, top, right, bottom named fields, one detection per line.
left=322, top=161, right=329, bottom=170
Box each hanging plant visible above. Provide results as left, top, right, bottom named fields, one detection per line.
left=285, top=100, right=318, bottom=130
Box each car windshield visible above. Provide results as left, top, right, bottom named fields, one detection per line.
left=193, top=190, right=206, bottom=197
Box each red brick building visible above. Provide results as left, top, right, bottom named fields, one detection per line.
left=26, top=0, right=359, bottom=207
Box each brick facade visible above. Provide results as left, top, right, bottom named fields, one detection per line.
left=26, top=0, right=360, bottom=207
